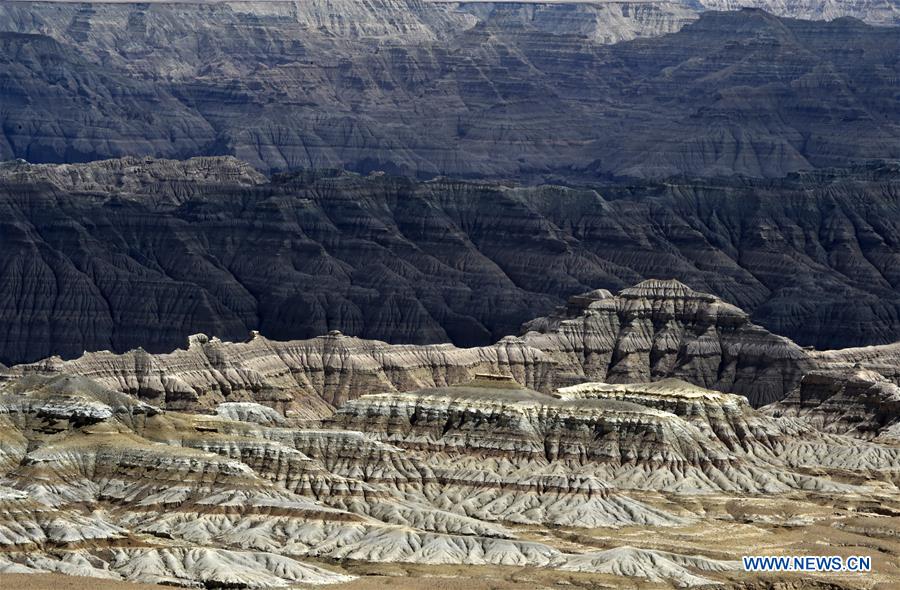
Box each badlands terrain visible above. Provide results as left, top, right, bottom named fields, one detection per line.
left=0, top=368, right=899, bottom=588
left=6, top=278, right=815, bottom=410
left=2, top=158, right=900, bottom=366
left=1, top=1, right=899, bottom=589
left=0, top=3, right=898, bottom=179
left=1, top=279, right=899, bottom=588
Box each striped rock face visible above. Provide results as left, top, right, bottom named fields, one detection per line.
left=763, top=368, right=900, bottom=443
left=2, top=370, right=899, bottom=587
left=4, top=157, right=900, bottom=387
left=328, top=380, right=900, bottom=495
left=6, top=277, right=818, bottom=417
left=1, top=6, right=899, bottom=181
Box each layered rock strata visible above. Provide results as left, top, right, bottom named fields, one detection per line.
left=557, top=379, right=900, bottom=475
left=695, top=0, right=900, bottom=24
left=2, top=373, right=898, bottom=587
left=329, top=380, right=900, bottom=495
left=813, top=342, right=900, bottom=385
left=5, top=331, right=554, bottom=417
left=6, top=280, right=817, bottom=411
left=521, top=281, right=815, bottom=406
left=0, top=373, right=766, bottom=587
left=3, top=159, right=900, bottom=367
left=449, top=1, right=698, bottom=43
left=763, top=368, right=900, bottom=442
left=0, top=6, right=898, bottom=179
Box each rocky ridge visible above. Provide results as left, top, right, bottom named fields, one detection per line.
left=448, top=1, right=698, bottom=43
left=556, top=379, right=900, bottom=475
left=520, top=281, right=815, bottom=406
left=5, top=279, right=818, bottom=411
left=813, top=341, right=900, bottom=385
left=450, top=1, right=900, bottom=27
left=763, top=368, right=900, bottom=442
left=330, top=378, right=900, bottom=494
left=0, top=6, right=898, bottom=178
left=1, top=372, right=898, bottom=587
left=2, top=159, right=900, bottom=366
left=0, top=373, right=751, bottom=587
left=695, top=0, right=900, bottom=24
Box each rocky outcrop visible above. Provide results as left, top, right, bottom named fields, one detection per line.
left=456, top=1, right=900, bottom=29
left=2, top=159, right=900, bottom=365
left=450, top=1, right=698, bottom=43
left=5, top=331, right=554, bottom=416
left=696, top=1, right=900, bottom=25
left=763, top=368, right=900, bottom=441
left=5, top=280, right=819, bottom=410
left=0, top=375, right=900, bottom=588
left=0, top=156, right=266, bottom=205
left=558, top=546, right=739, bottom=587
left=560, top=379, right=900, bottom=476
left=216, top=402, right=288, bottom=426
left=558, top=379, right=799, bottom=453
left=0, top=372, right=766, bottom=587
left=0, top=5, right=898, bottom=179
left=2, top=372, right=899, bottom=587
left=521, top=280, right=815, bottom=406
left=813, top=342, right=900, bottom=385
left=0, top=547, right=356, bottom=587
left=330, top=379, right=900, bottom=495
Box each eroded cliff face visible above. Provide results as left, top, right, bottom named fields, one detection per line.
left=812, top=341, right=900, bottom=385
left=4, top=279, right=816, bottom=411
left=763, top=368, right=900, bottom=442
left=2, top=158, right=900, bottom=366
left=327, top=378, right=900, bottom=494
left=695, top=0, right=900, bottom=25
left=0, top=5, right=898, bottom=179
left=450, top=1, right=697, bottom=43
left=5, top=331, right=553, bottom=417
left=456, top=0, right=900, bottom=31
left=521, top=281, right=814, bottom=406
left=1, top=373, right=898, bottom=587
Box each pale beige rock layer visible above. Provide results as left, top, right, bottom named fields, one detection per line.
left=6, top=280, right=816, bottom=414
left=329, top=379, right=900, bottom=495
left=2, top=373, right=786, bottom=587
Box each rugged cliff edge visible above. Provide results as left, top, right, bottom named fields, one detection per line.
left=0, top=372, right=898, bottom=587
left=2, top=158, right=900, bottom=365
left=327, top=377, right=899, bottom=495
left=521, top=281, right=815, bottom=406
left=763, top=368, right=900, bottom=441
left=0, top=5, right=898, bottom=178
left=0, top=4, right=898, bottom=588
left=4, top=279, right=816, bottom=411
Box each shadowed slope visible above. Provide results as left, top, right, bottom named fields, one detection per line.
left=0, top=6, right=898, bottom=178
left=6, top=280, right=816, bottom=410
left=2, top=159, right=900, bottom=366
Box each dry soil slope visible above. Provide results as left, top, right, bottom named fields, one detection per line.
left=0, top=373, right=779, bottom=588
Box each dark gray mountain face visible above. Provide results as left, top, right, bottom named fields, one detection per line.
left=0, top=32, right=218, bottom=163
left=0, top=4, right=898, bottom=180
left=1, top=156, right=899, bottom=365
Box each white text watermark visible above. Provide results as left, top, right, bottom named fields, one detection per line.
left=742, top=555, right=872, bottom=573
